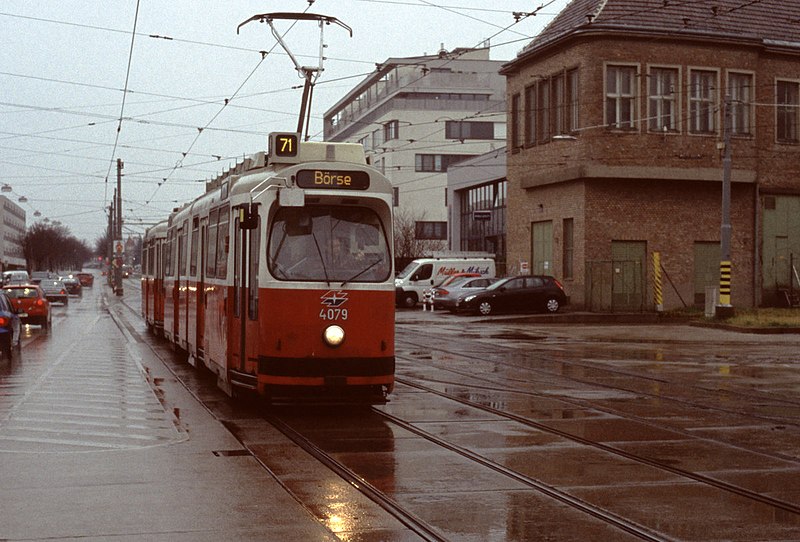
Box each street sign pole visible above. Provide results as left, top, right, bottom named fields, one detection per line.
left=115, top=159, right=124, bottom=296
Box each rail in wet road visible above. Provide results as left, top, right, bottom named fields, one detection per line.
left=4, top=280, right=800, bottom=541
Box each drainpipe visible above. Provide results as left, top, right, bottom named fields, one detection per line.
left=753, top=182, right=760, bottom=308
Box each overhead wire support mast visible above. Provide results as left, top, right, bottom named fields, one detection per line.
left=237, top=12, right=352, bottom=140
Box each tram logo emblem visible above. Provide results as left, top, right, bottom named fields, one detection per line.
left=320, top=290, right=348, bottom=308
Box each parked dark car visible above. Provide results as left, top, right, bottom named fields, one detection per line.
left=453, top=275, right=567, bottom=316
left=0, top=290, right=22, bottom=358
left=39, top=279, right=69, bottom=305
left=432, top=276, right=499, bottom=311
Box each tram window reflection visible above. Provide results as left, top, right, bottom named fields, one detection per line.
left=268, top=206, right=391, bottom=282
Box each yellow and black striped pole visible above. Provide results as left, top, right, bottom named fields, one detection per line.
left=719, top=260, right=732, bottom=306
left=653, top=252, right=663, bottom=312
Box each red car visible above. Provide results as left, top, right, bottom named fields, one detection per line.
left=76, top=272, right=94, bottom=287
left=3, top=284, right=51, bottom=328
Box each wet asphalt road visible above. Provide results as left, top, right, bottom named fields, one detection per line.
left=2, top=278, right=800, bottom=541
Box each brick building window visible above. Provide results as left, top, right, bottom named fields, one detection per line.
left=689, top=70, right=717, bottom=134
left=729, top=72, right=753, bottom=136
left=648, top=67, right=678, bottom=132
left=511, top=93, right=522, bottom=149
left=538, top=77, right=551, bottom=140
left=567, top=69, right=579, bottom=133
left=606, top=65, right=636, bottom=129
left=523, top=69, right=578, bottom=145
left=777, top=80, right=799, bottom=143
left=553, top=73, right=566, bottom=135
left=524, top=85, right=536, bottom=146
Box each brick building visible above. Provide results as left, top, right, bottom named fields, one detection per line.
left=501, top=0, right=800, bottom=310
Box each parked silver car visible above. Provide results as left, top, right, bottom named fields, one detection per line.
left=432, top=276, right=499, bottom=311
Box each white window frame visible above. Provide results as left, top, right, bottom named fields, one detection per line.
left=728, top=71, right=754, bottom=137
left=605, top=63, right=639, bottom=130
left=647, top=65, right=680, bottom=133
left=688, top=68, right=719, bottom=134
left=776, top=78, right=800, bottom=144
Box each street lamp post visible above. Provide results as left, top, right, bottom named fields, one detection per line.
left=716, top=95, right=734, bottom=319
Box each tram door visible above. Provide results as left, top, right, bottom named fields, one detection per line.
left=231, top=206, right=260, bottom=374
left=178, top=222, right=188, bottom=349
left=196, top=218, right=207, bottom=361
left=172, top=226, right=183, bottom=342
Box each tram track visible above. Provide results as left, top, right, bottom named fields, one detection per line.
left=397, top=332, right=800, bottom=429
left=260, top=404, right=670, bottom=541
left=396, top=343, right=800, bottom=465
left=119, top=303, right=446, bottom=541
left=392, top=336, right=800, bottom=518
left=391, top=372, right=800, bottom=518
left=260, top=411, right=453, bottom=542
left=369, top=408, right=668, bottom=541
left=113, top=295, right=800, bottom=539
left=120, top=300, right=670, bottom=540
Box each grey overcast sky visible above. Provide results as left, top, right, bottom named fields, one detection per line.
left=1, top=0, right=569, bottom=244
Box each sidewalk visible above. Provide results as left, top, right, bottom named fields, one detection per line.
left=0, top=294, right=335, bottom=541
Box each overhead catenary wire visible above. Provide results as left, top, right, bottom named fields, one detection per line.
left=104, top=0, right=142, bottom=204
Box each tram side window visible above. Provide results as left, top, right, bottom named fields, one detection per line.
left=216, top=206, right=229, bottom=279
left=148, top=244, right=155, bottom=276
left=248, top=218, right=260, bottom=320
left=165, top=235, right=173, bottom=277
left=207, top=209, right=219, bottom=278
left=179, top=226, right=188, bottom=277
left=190, top=217, right=199, bottom=276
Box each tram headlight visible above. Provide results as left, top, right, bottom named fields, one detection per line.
left=323, top=325, right=345, bottom=347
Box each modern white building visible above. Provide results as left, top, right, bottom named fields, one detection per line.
left=323, top=47, right=506, bottom=247
left=0, top=196, right=26, bottom=270
left=447, top=148, right=507, bottom=273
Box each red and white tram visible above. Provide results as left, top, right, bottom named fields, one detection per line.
left=142, top=133, right=395, bottom=402
left=142, top=220, right=166, bottom=335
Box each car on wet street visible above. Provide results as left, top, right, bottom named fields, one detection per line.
left=76, top=272, right=94, bottom=287
left=2, top=270, right=30, bottom=286
left=453, top=275, right=567, bottom=315
left=61, top=276, right=82, bottom=296
left=39, top=279, right=69, bottom=306
left=432, top=275, right=499, bottom=311
left=3, top=284, right=51, bottom=328
left=0, top=289, right=22, bottom=357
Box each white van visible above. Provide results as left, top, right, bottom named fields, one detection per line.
left=395, top=255, right=495, bottom=307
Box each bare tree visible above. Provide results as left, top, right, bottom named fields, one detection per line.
left=392, top=207, right=446, bottom=262
left=22, top=223, right=91, bottom=272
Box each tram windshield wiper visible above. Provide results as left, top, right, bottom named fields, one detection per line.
left=311, top=232, right=331, bottom=286
left=340, top=258, right=383, bottom=287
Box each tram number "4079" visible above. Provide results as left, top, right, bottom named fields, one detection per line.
left=320, top=308, right=348, bottom=321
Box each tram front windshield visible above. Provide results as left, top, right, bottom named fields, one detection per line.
left=268, top=206, right=391, bottom=283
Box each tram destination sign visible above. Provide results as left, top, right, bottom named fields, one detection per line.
left=296, top=169, right=370, bottom=190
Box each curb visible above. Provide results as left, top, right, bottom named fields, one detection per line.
left=689, top=321, right=800, bottom=335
